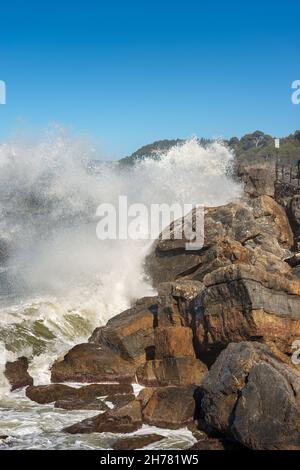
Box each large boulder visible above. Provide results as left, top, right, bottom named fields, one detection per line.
left=64, top=399, right=142, bottom=434
left=198, top=342, right=300, bottom=449
left=195, top=265, right=300, bottom=363
left=141, top=385, right=196, bottom=429
left=51, top=343, right=135, bottom=383
left=238, top=165, right=275, bottom=198
left=89, top=296, right=157, bottom=365
left=4, top=357, right=33, bottom=391
left=146, top=196, right=292, bottom=286
left=26, top=383, right=133, bottom=404
left=136, top=357, right=207, bottom=386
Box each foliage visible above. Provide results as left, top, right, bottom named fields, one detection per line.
left=119, top=131, right=300, bottom=167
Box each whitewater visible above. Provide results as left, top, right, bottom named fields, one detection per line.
left=0, top=129, right=242, bottom=449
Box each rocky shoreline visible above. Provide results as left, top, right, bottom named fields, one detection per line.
left=5, top=164, right=300, bottom=450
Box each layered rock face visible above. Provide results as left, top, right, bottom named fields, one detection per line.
left=136, top=356, right=207, bottom=387
left=146, top=194, right=292, bottom=286
left=198, top=342, right=300, bottom=449
left=196, top=264, right=300, bottom=363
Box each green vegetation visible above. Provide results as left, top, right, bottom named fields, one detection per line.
left=119, top=131, right=300, bottom=166
left=119, top=139, right=185, bottom=167
left=229, top=130, right=300, bottom=165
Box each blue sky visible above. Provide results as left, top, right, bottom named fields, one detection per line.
left=0, top=0, right=299, bottom=158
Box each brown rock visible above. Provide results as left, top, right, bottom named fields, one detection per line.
left=64, top=400, right=142, bottom=434
left=50, top=343, right=135, bottom=383
left=136, top=357, right=207, bottom=386
left=112, top=434, right=165, bottom=450
left=79, top=382, right=133, bottom=395
left=89, top=297, right=157, bottom=365
left=142, top=385, right=196, bottom=429
left=4, top=357, right=33, bottom=391
left=136, top=387, right=156, bottom=408
left=287, top=194, right=300, bottom=229
left=287, top=194, right=300, bottom=249
left=54, top=398, right=109, bottom=411
left=26, top=384, right=78, bottom=403
left=274, top=180, right=299, bottom=208
left=196, top=264, right=300, bottom=362
left=189, top=438, right=244, bottom=450
left=239, top=165, right=275, bottom=198
left=26, top=382, right=133, bottom=404
left=155, top=281, right=204, bottom=329
left=154, top=326, right=195, bottom=359
left=146, top=196, right=292, bottom=286
left=186, top=422, right=206, bottom=441
left=199, top=342, right=300, bottom=449
left=251, top=195, right=293, bottom=250
left=105, top=393, right=135, bottom=408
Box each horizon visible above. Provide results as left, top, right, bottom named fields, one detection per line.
left=0, top=0, right=299, bottom=158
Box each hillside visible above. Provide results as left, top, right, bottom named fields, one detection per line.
left=119, top=130, right=300, bottom=167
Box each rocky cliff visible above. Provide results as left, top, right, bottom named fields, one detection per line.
left=8, top=163, right=300, bottom=450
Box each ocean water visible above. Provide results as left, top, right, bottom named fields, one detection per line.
left=0, top=130, right=242, bottom=449
left=0, top=387, right=198, bottom=450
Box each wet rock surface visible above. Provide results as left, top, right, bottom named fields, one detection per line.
left=64, top=400, right=142, bottom=434
left=189, top=438, right=246, bottom=450
left=105, top=393, right=135, bottom=408
left=4, top=357, right=33, bottom=391
left=141, top=385, right=196, bottom=429
left=54, top=398, right=109, bottom=411
left=51, top=343, right=136, bottom=383
left=112, top=434, right=165, bottom=450
left=26, top=383, right=133, bottom=404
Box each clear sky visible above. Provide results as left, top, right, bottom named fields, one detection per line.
left=0, top=0, right=299, bottom=158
